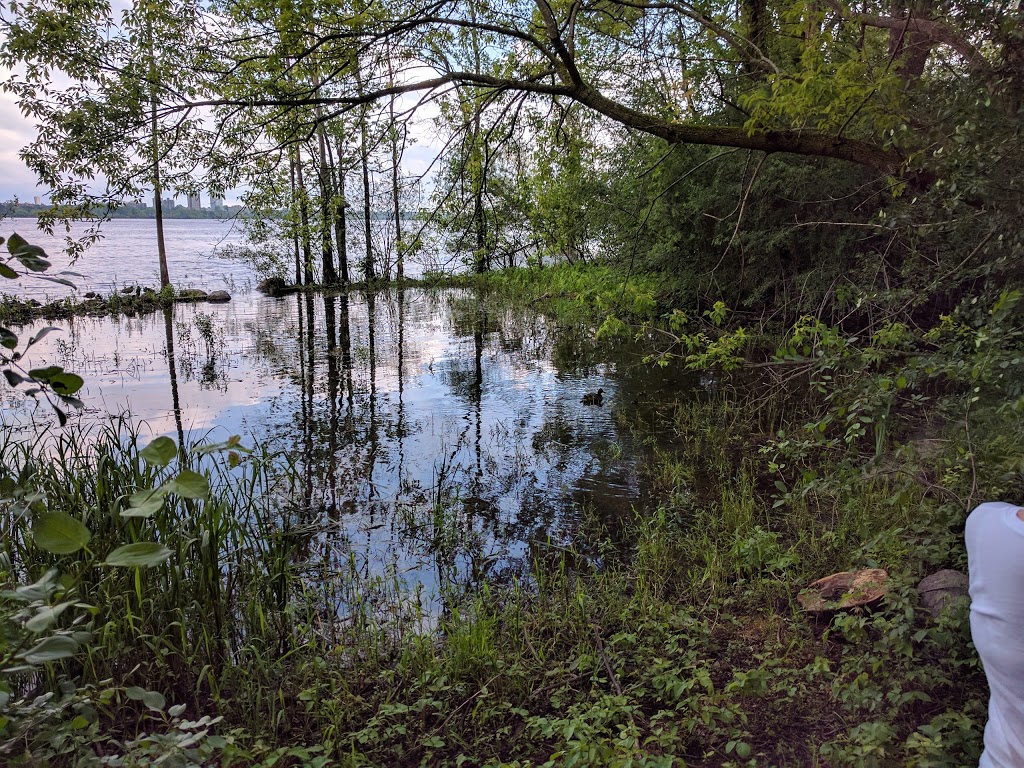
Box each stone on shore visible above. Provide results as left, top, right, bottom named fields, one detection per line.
left=207, top=290, right=232, bottom=303
left=917, top=569, right=968, bottom=617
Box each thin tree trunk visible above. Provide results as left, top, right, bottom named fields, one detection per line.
left=324, top=133, right=349, bottom=284
left=294, top=147, right=314, bottom=285
left=388, top=55, right=404, bottom=280
left=148, top=23, right=170, bottom=289
left=355, top=59, right=375, bottom=281
left=289, top=148, right=302, bottom=284
left=315, top=126, right=337, bottom=285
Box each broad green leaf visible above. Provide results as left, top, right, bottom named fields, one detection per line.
left=28, top=365, right=63, bottom=382
left=103, top=542, right=172, bottom=567
left=139, top=436, right=177, bottom=467
left=129, top=486, right=171, bottom=507
left=25, top=602, right=71, bottom=633
left=169, top=470, right=210, bottom=499
left=121, top=497, right=164, bottom=518
left=3, top=370, right=24, bottom=387
left=0, top=327, right=17, bottom=349
left=49, top=372, right=84, bottom=396
left=0, top=263, right=16, bottom=279
left=34, top=512, right=91, bottom=554
left=8, top=233, right=51, bottom=272
left=1, top=569, right=60, bottom=602
left=19, top=634, right=78, bottom=663
left=141, top=690, right=165, bottom=711
left=125, top=687, right=166, bottom=712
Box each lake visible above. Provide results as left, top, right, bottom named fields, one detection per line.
left=1, top=218, right=252, bottom=300
left=0, top=219, right=696, bottom=604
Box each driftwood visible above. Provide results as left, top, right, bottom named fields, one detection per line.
left=798, top=568, right=889, bottom=613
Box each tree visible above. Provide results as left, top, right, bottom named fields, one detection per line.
left=1, top=0, right=210, bottom=281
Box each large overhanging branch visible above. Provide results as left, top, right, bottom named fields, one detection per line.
left=182, top=67, right=904, bottom=174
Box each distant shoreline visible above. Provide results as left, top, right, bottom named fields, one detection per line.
left=1, top=202, right=248, bottom=220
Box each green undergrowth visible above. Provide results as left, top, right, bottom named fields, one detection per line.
left=6, top=261, right=1021, bottom=765
left=0, top=390, right=996, bottom=767
left=459, top=263, right=669, bottom=325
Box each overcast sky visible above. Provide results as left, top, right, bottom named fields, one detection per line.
left=0, top=64, right=444, bottom=207
left=0, top=82, right=45, bottom=202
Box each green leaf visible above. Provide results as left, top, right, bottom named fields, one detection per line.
left=0, top=327, right=17, bottom=349
left=8, top=233, right=52, bottom=272
left=34, top=512, right=91, bottom=554
left=1, top=569, right=60, bottom=602
left=35, top=274, right=76, bottom=288
left=25, top=602, right=71, bottom=633
left=139, top=436, right=177, bottom=467
left=169, top=470, right=210, bottom=499
left=103, top=542, right=172, bottom=568
left=121, top=497, right=164, bottom=518
left=3, top=370, right=24, bottom=387
left=19, top=634, right=78, bottom=663
left=0, top=263, right=16, bottom=279
left=49, top=372, right=84, bottom=396
left=129, top=486, right=170, bottom=507
left=27, top=327, right=61, bottom=347
left=141, top=690, right=166, bottom=711
left=125, top=688, right=165, bottom=712
left=125, top=686, right=166, bottom=711
left=28, top=365, right=63, bottom=382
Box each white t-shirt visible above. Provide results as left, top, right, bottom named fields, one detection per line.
left=966, top=501, right=1024, bottom=768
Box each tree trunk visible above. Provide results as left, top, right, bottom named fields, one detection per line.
left=148, top=23, right=170, bottom=289
left=315, top=126, right=337, bottom=285
left=294, top=146, right=314, bottom=285
left=355, top=59, right=375, bottom=281
left=289, top=148, right=302, bottom=284
left=324, top=132, right=349, bottom=284
left=388, top=53, right=405, bottom=281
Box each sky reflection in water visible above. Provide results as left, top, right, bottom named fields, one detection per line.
left=1, top=285, right=695, bottom=606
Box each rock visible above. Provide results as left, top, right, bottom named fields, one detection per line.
left=121, top=285, right=135, bottom=294
left=798, top=568, right=889, bottom=613
left=917, top=569, right=968, bottom=617
left=84, top=291, right=99, bottom=299
left=206, top=290, right=231, bottom=303
left=176, top=289, right=208, bottom=302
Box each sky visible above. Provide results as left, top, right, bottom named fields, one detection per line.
left=0, top=82, right=44, bottom=202
left=0, top=65, right=445, bottom=207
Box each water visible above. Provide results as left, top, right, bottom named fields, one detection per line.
left=0, top=220, right=697, bottom=602
left=1, top=218, right=251, bottom=300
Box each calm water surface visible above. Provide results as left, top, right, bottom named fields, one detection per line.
left=2, top=218, right=250, bottom=300
left=1, top=223, right=696, bottom=602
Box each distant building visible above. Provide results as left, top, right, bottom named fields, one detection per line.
left=187, top=193, right=201, bottom=210
left=158, top=194, right=175, bottom=209
left=33, top=195, right=41, bottom=205
left=210, top=195, right=225, bottom=210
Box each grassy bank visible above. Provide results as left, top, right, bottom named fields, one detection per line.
left=2, top=264, right=1006, bottom=766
